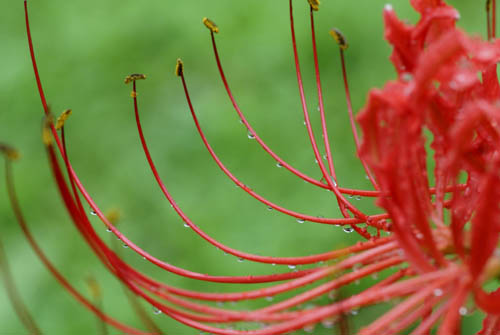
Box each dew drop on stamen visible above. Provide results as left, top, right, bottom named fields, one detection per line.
left=288, top=265, right=296, bottom=270
left=304, top=324, right=315, bottom=333
left=297, top=218, right=305, bottom=223
left=184, top=223, right=190, bottom=228
left=237, top=257, right=245, bottom=263
left=321, top=318, right=335, bottom=329
left=433, top=288, right=443, bottom=297
left=276, top=162, right=283, bottom=168
left=123, top=244, right=128, bottom=248
left=90, top=210, right=97, bottom=216
left=153, top=307, right=162, bottom=315
left=247, top=131, right=255, bottom=139
left=459, top=307, right=468, bottom=316
left=265, top=296, right=274, bottom=302
left=355, top=195, right=362, bottom=201
left=350, top=309, right=359, bottom=315
left=106, top=228, right=112, bottom=232
left=343, top=227, right=354, bottom=233
left=267, top=206, right=273, bottom=211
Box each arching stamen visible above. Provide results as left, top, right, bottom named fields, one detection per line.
left=177, top=59, right=389, bottom=230
left=0, top=239, right=41, bottom=335
left=330, top=28, right=379, bottom=190
left=288, top=0, right=368, bottom=224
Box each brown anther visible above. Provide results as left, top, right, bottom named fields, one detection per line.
left=124, top=73, right=147, bottom=85
left=55, top=109, right=72, bottom=130
left=175, top=58, right=184, bottom=77
left=308, top=0, right=320, bottom=11
left=42, top=115, right=54, bottom=146
left=85, top=276, right=101, bottom=300
left=105, top=208, right=121, bottom=225
left=0, top=144, right=20, bottom=161
left=203, top=17, right=219, bottom=33
left=130, top=91, right=137, bottom=98
left=329, top=28, right=349, bottom=50
left=487, top=0, right=492, bottom=11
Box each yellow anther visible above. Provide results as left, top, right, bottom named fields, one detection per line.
left=42, top=116, right=54, bottom=146
left=55, top=109, right=72, bottom=130
left=86, top=276, right=101, bottom=300
left=203, top=17, right=219, bottom=33
left=175, top=58, right=184, bottom=77
left=105, top=208, right=121, bottom=225
left=130, top=91, right=137, bottom=98
left=0, top=144, right=20, bottom=161
left=124, top=73, right=147, bottom=85
left=329, top=28, right=349, bottom=50
left=308, top=0, right=320, bottom=11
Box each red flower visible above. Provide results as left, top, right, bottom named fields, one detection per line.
left=3, top=0, right=499, bottom=334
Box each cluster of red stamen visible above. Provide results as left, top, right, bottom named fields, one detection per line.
left=2, top=0, right=500, bottom=334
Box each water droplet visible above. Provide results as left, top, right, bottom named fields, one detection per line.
left=276, top=162, right=283, bottom=168
left=314, top=159, right=319, bottom=164
left=184, top=223, right=190, bottom=228
left=296, top=218, right=305, bottom=223
left=247, top=131, right=255, bottom=139
left=271, top=263, right=276, bottom=266
left=237, top=257, right=245, bottom=263
left=401, top=73, right=413, bottom=82
left=348, top=194, right=354, bottom=199
left=365, top=174, right=370, bottom=180
left=343, top=227, right=354, bottom=233
left=153, top=307, right=162, bottom=315
left=90, top=210, right=97, bottom=216
left=355, top=195, right=362, bottom=201
left=433, top=288, right=443, bottom=297
left=322, top=318, right=336, bottom=329
left=459, top=307, right=468, bottom=316
left=267, top=206, right=273, bottom=211
left=303, top=121, right=306, bottom=126
left=106, top=228, right=112, bottom=232
left=350, top=309, right=359, bottom=315
left=239, top=119, right=244, bottom=124
left=288, top=265, right=296, bottom=270
left=322, top=154, right=327, bottom=160
left=265, top=296, right=274, bottom=302
left=304, top=324, right=315, bottom=333
left=123, top=244, right=128, bottom=248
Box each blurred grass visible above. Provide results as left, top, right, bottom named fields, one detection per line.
left=0, top=0, right=488, bottom=334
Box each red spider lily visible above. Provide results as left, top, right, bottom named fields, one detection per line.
left=2, top=0, right=500, bottom=334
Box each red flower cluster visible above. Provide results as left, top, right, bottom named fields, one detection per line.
left=2, top=0, right=499, bottom=334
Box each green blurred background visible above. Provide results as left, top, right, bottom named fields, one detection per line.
left=0, top=0, right=487, bottom=334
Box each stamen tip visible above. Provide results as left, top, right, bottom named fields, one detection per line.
left=55, top=109, right=72, bottom=130
left=42, top=116, right=54, bottom=146
left=308, top=0, right=320, bottom=11
left=202, top=17, right=219, bottom=33
left=105, top=208, right=121, bottom=225
left=124, top=73, right=146, bottom=85
left=175, top=58, right=184, bottom=77
left=384, top=3, right=393, bottom=12
left=0, top=144, right=20, bottom=161
left=329, top=28, right=349, bottom=50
